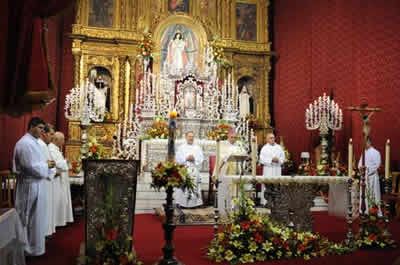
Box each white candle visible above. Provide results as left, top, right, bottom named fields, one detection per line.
left=348, top=138, right=353, bottom=177
left=385, top=139, right=390, bottom=179
left=215, top=140, right=220, bottom=180
left=251, top=130, right=257, bottom=177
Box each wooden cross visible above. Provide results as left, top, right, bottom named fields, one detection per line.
left=348, top=102, right=381, bottom=143
left=347, top=102, right=381, bottom=230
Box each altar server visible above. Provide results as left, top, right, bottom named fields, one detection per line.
left=38, top=124, right=56, bottom=236
left=49, top=131, right=74, bottom=226
left=358, top=138, right=381, bottom=214
left=13, top=117, right=55, bottom=256
left=259, top=132, right=285, bottom=205
left=260, top=132, right=285, bottom=176
left=175, top=131, right=204, bottom=208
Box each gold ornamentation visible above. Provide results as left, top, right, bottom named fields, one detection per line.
left=66, top=0, right=272, bottom=161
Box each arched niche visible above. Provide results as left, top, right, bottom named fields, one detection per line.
left=237, top=76, right=256, bottom=115
left=88, top=66, right=113, bottom=115
left=152, top=15, right=209, bottom=75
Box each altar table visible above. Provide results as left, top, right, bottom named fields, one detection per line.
left=0, top=208, right=27, bottom=265
left=218, top=175, right=352, bottom=231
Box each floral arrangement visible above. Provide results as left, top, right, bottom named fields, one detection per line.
left=141, top=116, right=169, bottom=140
left=355, top=203, right=396, bottom=249
left=207, top=122, right=232, bottom=140
left=86, top=136, right=104, bottom=160
left=151, top=161, right=194, bottom=192
left=71, top=160, right=82, bottom=174
left=84, top=176, right=142, bottom=265
left=210, top=38, right=233, bottom=68
left=138, top=32, right=153, bottom=59
left=297, top=163, right=347, bottom=176
left=208, top=182, right=351, bottom=264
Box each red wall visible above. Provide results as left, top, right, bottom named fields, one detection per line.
left=0, top=7, right=74, bottom=170
left=273, top=0, right=400, bottom=166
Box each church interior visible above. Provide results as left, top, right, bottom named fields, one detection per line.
left=1, top=0, right=400, bottom=265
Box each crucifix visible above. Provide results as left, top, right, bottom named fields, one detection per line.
left=347, top=102, right=381, bottom=232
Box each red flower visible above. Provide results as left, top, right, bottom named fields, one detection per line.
left=368, top=234, right=377, bottom=241
left=297, top=243, right=306, bottom=252
left=90, top=145, right=97, bottom=154
left=282, top=241, right=290, bottom=250
left=272, top=237, right=281, bottom=245
left=254, top=232, right=264, bottom=243
left=105, top=228, right=118, bottom=241
left=369, top=206, right=379, bottom=216
left=240, top=221, right=251, bottom=230
left=119, top=254, right=130, bottom=265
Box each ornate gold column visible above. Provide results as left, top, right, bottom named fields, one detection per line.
left=118, top=56, right=127, bottom=121
left=72, top=40, right=82, bottom=87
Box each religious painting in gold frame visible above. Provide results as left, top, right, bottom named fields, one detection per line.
left=88, top=0, right=114, bottom=27
left=236, top=0, right=257, bottom=41
left=168, top=0, right=190, bottom=13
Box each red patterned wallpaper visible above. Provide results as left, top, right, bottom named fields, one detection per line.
left=274, top=0, right=400, bottom=166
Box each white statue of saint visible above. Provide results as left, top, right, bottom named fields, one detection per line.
left=239, top=86, right=250, bottom=118
left=167, top=32, right=187, bottom=74
left=92, top=76, right=108, bottom=121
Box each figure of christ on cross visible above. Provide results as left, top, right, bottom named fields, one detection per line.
left=347, top=102, right=381, bottom=232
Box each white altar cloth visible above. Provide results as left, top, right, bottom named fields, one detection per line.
left=218, top=175, right=350, bottom=215
left=0, top=208, right=27, bottom=265
left=328, top=181, right=359, bottom=218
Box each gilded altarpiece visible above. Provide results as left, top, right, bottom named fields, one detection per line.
left=66, top=0, right=272, bottom=162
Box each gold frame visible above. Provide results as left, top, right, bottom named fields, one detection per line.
left=152, top=14, right=209, bottom=75
left=234, top=0, right=260, bottom=42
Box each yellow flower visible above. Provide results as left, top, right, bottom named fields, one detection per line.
left=224, top=250, right=235, bottom=261
left=262, top=241, right=273, bottom=252
left=231, top=240, right=243, bottom=249
left=249, top=241, right=258, bottom=252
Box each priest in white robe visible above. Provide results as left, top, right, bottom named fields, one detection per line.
left=38, top=124, right=56, bottom=237
left=13, top=117, right=55, bottom=256
left=175, top=131, right=204, bottom=208
left=259, top=132, right=285, bottom=205
left=49, top=132, right=74, bottom=226
left=213, top=130, right=247, bottom=178
left=358, top=138, right=381, bottom=214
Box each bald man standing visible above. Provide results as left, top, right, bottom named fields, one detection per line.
left=49, top=132, right=74, bottom=226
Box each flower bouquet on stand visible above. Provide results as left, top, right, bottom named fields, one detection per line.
left=151, top=161, right=194, bottom=265
left=151, top=161, right=194, bottom=193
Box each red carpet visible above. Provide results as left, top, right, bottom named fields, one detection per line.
left=27, top=213, right=400, bottom=265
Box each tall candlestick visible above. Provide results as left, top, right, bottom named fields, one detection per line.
left=385, top=139, right=390, bottom=179
left=348, top=138, right=353, bottom=177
